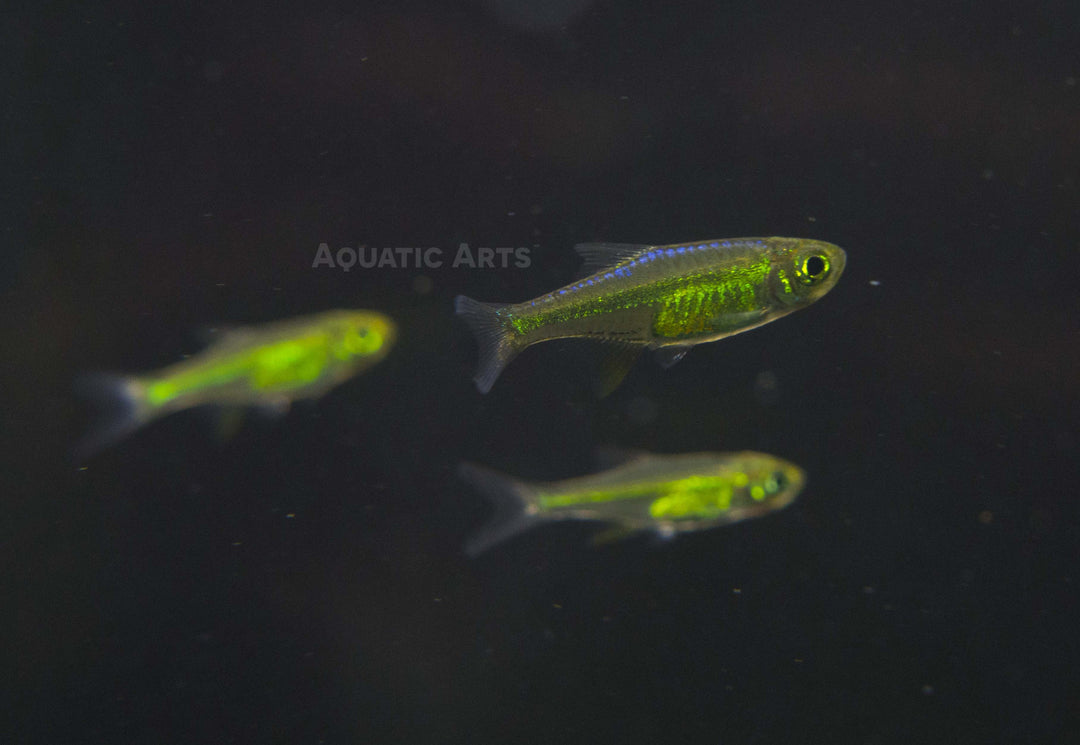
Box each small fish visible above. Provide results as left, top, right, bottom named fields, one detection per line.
left=459, top=450, right=805, bottom=555
left=76, top=309, right=396, bottom=456
left=455, top=237, right=845, bottom=393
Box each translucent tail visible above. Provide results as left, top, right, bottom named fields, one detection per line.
left=453, top=296, right=520, bottom=394
left=458, top=462, right=545, bottom=556
left=73, top=373, right=153, bottom=459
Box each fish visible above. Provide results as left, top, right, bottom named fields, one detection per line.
left=455, top=237, right=846, bottom=393
left=458, top=450, right=806, bottom=555
left=75, top=309, right=396, bottom=457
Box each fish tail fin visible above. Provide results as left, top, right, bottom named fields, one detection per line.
left=73, top=373, right=154, bottom=458
left=454, top=295, right=521, bottom=394
left=458, top=462, right=544, bottom=556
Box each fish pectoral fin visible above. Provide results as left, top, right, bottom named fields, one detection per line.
left=653, top=345, right=692, bottom=369
left=589, top=524, right=644, bottom=547
left=572, top=242, right=653, bottom=278
left=594, top=343, right=644, bottom=398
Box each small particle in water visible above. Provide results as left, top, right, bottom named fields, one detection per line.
left=286, top=513, right=295, bottom=519
left=869, top=280, right=881, bottom=286
left=921, top=684, right=935, bottom=696
left=981, top=168, right=995, bottom=180
left=978, top=510, right=994, bottom=524
left=732, top=588, right=742, bottom=594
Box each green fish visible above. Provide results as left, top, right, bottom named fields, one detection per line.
left=459, top=450, right=806, bottom=555
left=77, top=309, right=396, bottom=456
left=455, top=237, right=845, bottom=393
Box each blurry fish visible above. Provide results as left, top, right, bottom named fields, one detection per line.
left=456, top=237, right=845, bottom=394
left=459, top=450, right=806, bottom=555
left=76, top=309, right=396, bottom=457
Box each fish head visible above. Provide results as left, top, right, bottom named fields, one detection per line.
left=326, top=311, right=398, bottom=363
left=768, top=238, right=846, bottom=308
left=725, top=451, right=807, bottom=516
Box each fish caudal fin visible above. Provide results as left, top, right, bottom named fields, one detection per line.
left=459, top=462, right=544, bottom=556
left=454, top=295, right=520, bottom=394
left=73, top=373, right=153, bottom=459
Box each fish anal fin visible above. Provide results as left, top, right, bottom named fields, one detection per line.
left=573, top=242, right=652, bottom=278
left=594, top=343, right=643, bottom=398
left=215, top=407, right=248, bottom=442
left=589, top=523, right=643, bottom=547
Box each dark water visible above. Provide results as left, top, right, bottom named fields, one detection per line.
left=5, top=1, right=1078, bottom=743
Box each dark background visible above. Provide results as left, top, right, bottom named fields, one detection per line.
left=4, top=0, right=1078, bottom=743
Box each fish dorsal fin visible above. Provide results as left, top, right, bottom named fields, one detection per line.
left=573, top=242, right=653, bottom=278
left=198, top=324, right=256, bottom=351
left=592, top=445, right=651, bottom=471
left=653, top=345, right=692, bottom=369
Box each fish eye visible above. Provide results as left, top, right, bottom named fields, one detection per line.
left=797, top=254, right=829, bottom=284
left=769, top=471, right=788, bottom=492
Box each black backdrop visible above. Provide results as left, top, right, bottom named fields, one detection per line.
left=4, top=1, right=1078, bottom=742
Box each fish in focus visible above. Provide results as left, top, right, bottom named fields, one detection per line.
left=76, top=309, right=396, bottom=456
left=455, top=237, right=845, bottom=393
left=459, top=450, right=806, bottom=555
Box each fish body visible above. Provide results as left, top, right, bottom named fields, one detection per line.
left=455, top=237, right=845, bottom=393
left=459, top=450, right=805, bottom=555
left=76, top=309, right=396, bottom=456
